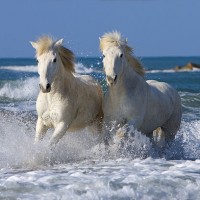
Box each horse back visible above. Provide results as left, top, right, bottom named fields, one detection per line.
left=147, top=80, right=180, bottom=104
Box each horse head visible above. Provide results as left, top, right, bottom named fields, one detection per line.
left=100, top=31, right=144, bottom=86
left=100, top=32, right=127, bottom=86
left=30, top=37, right=63, bottom=93
left=102, top=46, right=125, bottom=86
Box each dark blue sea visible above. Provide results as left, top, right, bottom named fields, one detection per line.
left=0, top=57, right=200, bottom=199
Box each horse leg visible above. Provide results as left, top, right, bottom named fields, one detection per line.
left=35, top=117, right=48, bottom=143
left=162, top=96, right=182, bottom=145
left=153, top=127, right=166, bottom=148
left=93, top=113, right=103, bottom=136
left=151, top=120, right=179, bottom=156
left=49, top=121, right=69, bottom=147
left=153, top=99, right=181, bottom=148
left=151, top=127, right=168, bottom=157
left=153, top=126, right=176, bottom=147
left=162, top=109, right=181, bottom=147
left=95, top=119, right=104, bottom=144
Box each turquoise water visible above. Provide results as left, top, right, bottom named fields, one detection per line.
left=0, top=57, right=200, bottom=199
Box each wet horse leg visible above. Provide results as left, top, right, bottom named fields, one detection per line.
left=49, top=122, right=69, bottom=147
left=153, top=127, right=166, bottom=148
left=35, top=117, right=48, bottom=143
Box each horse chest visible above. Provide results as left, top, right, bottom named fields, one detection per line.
left=41, top=108, right=60, bottom=126
left=104, top=92, right=131, bottom=122
left=37, top=94, right=68, bottom=126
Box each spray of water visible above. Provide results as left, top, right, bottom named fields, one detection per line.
left=1, top=107, right=200, bottom=170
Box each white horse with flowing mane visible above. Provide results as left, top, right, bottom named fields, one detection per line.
left=30, top=36, right=103, bottom=146
left=100, top=32, right=182, bottom=147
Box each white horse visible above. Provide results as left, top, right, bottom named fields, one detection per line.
left=100, top=32, right=182, bottom=147
left=30, top=36, right=103, bottom=146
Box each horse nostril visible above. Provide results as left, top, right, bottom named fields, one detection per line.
left=39, top=84, right=42, bottom=89
left=46, top=83, right=51, bottom=90
left=114, top=75, right=117, bottom=82
left=107, top=75, right=117, bottom=85
left=107, top=76, right=113, bottom=82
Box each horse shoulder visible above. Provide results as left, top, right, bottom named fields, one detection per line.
left=50, top=92, right=74, bottom=122
left=36, top=92, right=48, bottom=116
left=122, top=75, right=148, bottom=110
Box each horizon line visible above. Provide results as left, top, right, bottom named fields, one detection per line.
left=0, top=55, right=199, bottom=59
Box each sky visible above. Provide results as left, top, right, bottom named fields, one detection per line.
left=0, top=0, right=200, bottom=57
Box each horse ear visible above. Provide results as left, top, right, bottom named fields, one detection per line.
left=30, top=41, right=38, bottom=49
left=54, top=39, right=64, bottom=46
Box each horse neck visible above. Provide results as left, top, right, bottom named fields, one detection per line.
left=51, top=62, right=75, bottom=94
left=110, top=62, right=145, bottom=95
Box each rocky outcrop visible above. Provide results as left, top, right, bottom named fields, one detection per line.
left=174, top=62, right=200, bottom=71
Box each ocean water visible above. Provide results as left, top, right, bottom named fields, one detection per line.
left=0, top=57, right=200, bottom=199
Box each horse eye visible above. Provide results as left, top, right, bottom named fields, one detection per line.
left=120, top=54, right=123, bottom=58
left=102, top=54, right=105, bottom=58
left=36, top=59, right=39, bottom=63
left=53, top=58, right=57, bottom=63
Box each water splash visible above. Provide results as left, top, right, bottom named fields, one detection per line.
left=0, top=77, right=39, bottom=101
left=0, top=109, right=200, bottom=169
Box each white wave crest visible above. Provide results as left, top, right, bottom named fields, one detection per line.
left=146, top=68, right=200, bottom=73
left=1, top=63, right=97, bottom=74
left=0, top=65, right=37, bottom=73
left=1, top=64, right=200, bottom=75
left=0, top=63, right=96, bottom=102
left=0, top=77, right=39, bottom=100
left=75, top=62, right=95, bottom=74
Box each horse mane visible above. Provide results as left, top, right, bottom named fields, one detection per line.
left=34, top=36, right=75, bottom=72
left=100, top=32, right=145, bottom=77
left=57, top=45, right=75, bottom=73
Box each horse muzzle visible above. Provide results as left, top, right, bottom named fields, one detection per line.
left=39, top=83, right=51, bottom=93
left=106, top=75, right=117, bottom=86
